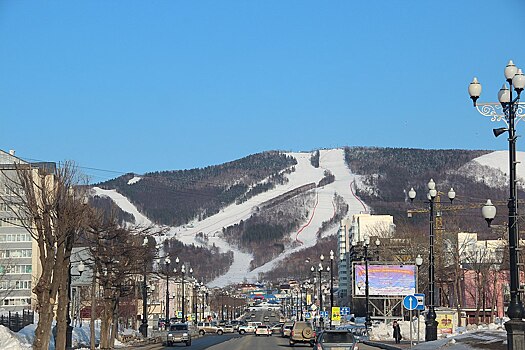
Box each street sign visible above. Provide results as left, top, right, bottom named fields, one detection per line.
left=403, top=295, right=418, bottom=310
left=305, top=312, right=311, bottom=319
left=414, top=293, right=425, bottom=311
left=331, top=307, right=341, bottom=322
left=341, top=307, right=351, bottom=316
left=320, top=311, right=329, bottom=318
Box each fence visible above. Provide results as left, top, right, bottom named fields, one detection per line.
left=0, top=310, right=35, bottom=332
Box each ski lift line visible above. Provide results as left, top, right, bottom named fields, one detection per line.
left=295, top=192, right=320, bottom=245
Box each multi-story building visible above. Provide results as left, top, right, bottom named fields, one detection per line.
left=337, top=213, right=395, bottom=305
left=0, top=150, right=42, bottom=312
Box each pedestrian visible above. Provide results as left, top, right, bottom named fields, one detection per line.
left=393, top=320, right=402, bottom=344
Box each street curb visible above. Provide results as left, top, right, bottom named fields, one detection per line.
left=363, top=341, right=403, bottom=350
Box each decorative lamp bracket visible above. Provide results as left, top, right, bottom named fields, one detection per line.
left=475, top=102, right=525, bottom=126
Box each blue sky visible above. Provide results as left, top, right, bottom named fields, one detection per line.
left=1, top=1, right=524, bottom=183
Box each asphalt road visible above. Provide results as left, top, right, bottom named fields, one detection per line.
left=134, top=308, right=384, bottom=350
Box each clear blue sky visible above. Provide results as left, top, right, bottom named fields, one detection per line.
left=1, top=1, right=524, bottom=183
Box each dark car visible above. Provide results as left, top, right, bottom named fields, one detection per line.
left=336, top=324, right=369, bottom=342
left=314, top=330, right=358, bottom=350
left=166, top=323, right=192, bottom=347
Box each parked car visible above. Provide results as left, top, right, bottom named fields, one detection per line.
left=197, top=321, right=224, bottom=335
left=263, top=316, right=270, bottom=322
left=158, top=318, right=167, bottom=329
left=289, top=321, right=315, bottom=346
left=222, top=324, right=235, bottom=333
left=270, top=323, right=282, bottom=334
left=255, top=325, right=271, bottom=336
left=238, top=321, right=261, bottom=334
left=166, top=323, right=192, bottom=347
left=281, top=322, right=294, bottom=337
left=314, top=330, right=359, bottom=350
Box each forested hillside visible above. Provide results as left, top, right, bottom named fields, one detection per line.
left=344, top=147, right=510, bottom=235
left=96, top=151, right=297, bottom=226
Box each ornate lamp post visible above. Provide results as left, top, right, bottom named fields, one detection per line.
left=408, top=180, right=455, bottom=341
left=469, top=61, right=525, bottom=350
left=164, top=256, right=171, bottom=329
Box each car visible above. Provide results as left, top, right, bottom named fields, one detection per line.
left=271, top=312, right=276, bottom=317
left=289, top=321, right=315, bottom=346
left=314, top=330, right=359, bottom=350
left=270, top=323, right=282, bottom=334
left=158, top=318, right=167, bottom=329
left=336, top=324, right=369, bottom=342
left=263, top=316, right=270, bottom=322
left=281, top=323, right=294, bottom=337
left=251, top=313, right=256, bottom=319
left=197, top=321, right=224, bottom=335
left=254, top=325, right=271, bottom=336
left=222, top=324, right=235, bottom=333
left=238, top=321, right=262, bottom=334
left=166, top=323, right=192, bottom=347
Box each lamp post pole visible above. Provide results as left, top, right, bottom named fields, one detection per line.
left=140, top=237, right=150, bottom=337
left=408, top=180, right=455, bottom=341
left=427, top=187, right=437, bottom=341
left=329, top=250, right=334, bottom=329
left=318, top=262, right=323, bottom=328
left=469, top=62, right=525, bottom=350
left=181, top=264, right=186, bottom=322
left=66, top=261, right=85, bottom=349
left=364, top=237, right=372, bottom=331
left=416, top=254, right=423, bottom=344
left=164, top=256, right=171, bottom=329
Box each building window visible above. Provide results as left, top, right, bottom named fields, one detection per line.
left=0, top=233, right=31, bottom=242
left=0, top=249, right=32, bottom=258
left=0, top=264, right=32, bottom=274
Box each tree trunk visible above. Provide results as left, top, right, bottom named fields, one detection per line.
left=90, top=272, right=97, bottom=350
left=55, top=255, right=71, bottom=350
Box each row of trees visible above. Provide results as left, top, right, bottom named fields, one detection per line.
left=2, top=162, right=159, bottom=350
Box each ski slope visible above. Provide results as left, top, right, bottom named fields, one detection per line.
left=91, top=149, right=368, bottom=287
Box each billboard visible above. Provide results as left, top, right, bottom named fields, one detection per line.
left=353, top=264, right=416, bottom=296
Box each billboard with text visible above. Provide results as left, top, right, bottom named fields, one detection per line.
left=353, top=264, right=416, bottom=296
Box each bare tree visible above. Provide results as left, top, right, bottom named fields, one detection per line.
left=2, top=161, right=89, bottom=350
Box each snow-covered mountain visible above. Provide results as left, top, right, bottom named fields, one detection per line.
left=92, top=148, right=524, bottom=287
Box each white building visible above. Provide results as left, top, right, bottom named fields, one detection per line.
left=0, top=150, right=49, bottom=312
left=338, top=213, right=395, bottom=304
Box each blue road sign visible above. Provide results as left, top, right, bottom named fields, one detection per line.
left=305, top=312, right=311, bottom=319
left=414, top=293, right=425, bottom=311
left=320, top=311, right=329, bottom=318
left=341, top=307, right=350, bottom=315
left=403, top=295, right=418, bottom=310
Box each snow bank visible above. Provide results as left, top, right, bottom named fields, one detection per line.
left=0, top=325, right=33, bottom=350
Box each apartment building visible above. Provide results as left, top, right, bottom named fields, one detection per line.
left=0, top=150, right=52, bottom=312
left=337, top=213, right=395, bottom=304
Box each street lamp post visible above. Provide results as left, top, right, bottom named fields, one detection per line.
left=140, top=237, right=150, bottom=337
left=66, top=260, right=85, bottom=349
left=329, top=250, right=334, bottom=329
left=469, top=61, right=525, bottom=350
left=408, top=180, right=455, bottom=341
left=363, top=238, right=372, bottom=330
left=164, top=256, right=171, bottom=329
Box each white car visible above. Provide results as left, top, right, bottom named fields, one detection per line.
left=255, top=325, right=271, bottom=337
